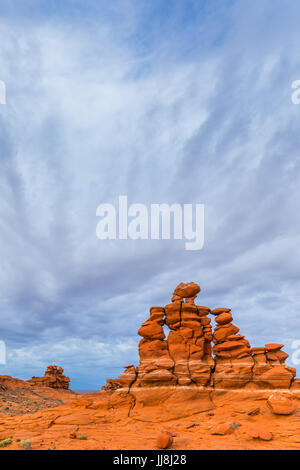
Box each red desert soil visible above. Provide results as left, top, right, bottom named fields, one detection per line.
left=0, top=387, right=299, bottom=450
left=1, top=282, right=299, bottom=450
left=0, top=375, right=75, bottom=418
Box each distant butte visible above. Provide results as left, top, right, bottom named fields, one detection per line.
left=28, top=365, right=70, bottom=390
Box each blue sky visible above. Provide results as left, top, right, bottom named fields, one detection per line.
left=0, top=0, right=300, bottom=389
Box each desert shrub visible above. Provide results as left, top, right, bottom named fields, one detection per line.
left=78, top=435, right=87, bottom=440
left=0, top=438, right=12, bottom=447
left=19, top=440, right=32, bottom=450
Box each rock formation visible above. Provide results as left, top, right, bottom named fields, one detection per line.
left=0, top=282, right=299, bottom=450
left=212, top=307, right=254, bottom=388
left=28, top=365, right=70, bottom=390
left=105, top=282, right=297, bottom=391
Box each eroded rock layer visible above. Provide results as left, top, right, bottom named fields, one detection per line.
left=105, top=282, right=297, bottom=391
left=28, top=365, right=70, bottom=390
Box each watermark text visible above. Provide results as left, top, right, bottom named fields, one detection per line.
left=0, top=80, right=6, bottom=104
left=0, top=340, right=6, bottom=365
left=291, top=80, right=300, bottom=104
left=96, top=196, right=204, bottom=250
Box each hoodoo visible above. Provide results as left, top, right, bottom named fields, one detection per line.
left=105, top=282, right=297, bottom=391
left=28, top=365, right=70, bottom=390
left=0, top=282, right=299, bottom=450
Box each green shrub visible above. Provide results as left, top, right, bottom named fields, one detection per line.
left=0, top=438, right=12, bottom=447
left=78, top=435, right=87, bottom=440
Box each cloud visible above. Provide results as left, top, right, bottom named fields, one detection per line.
left=0, top=0, right=300, bottom=388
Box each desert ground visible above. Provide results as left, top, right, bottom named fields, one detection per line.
left=0, top=376, right=299, bottom=450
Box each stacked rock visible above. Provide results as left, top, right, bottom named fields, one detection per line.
left=212, top=309, right=239, bottom=342
left=197, top=306, right=214, bottom=368
left=265, top=344, right=289, bottom=364
left=104, top=282, right=298, bottom=392
left=106, top=305, right=176, bottom=390
left=28, top=365, right=70, bottom=389
left=165, top=283, right=214, bottom=386
left=252, top=344, right=296, bottom=389
left=212, top=309, right=254, bottom=388
left=110, top=365, right=137, bottom=389
left=110, top=282, right=214, bottom=389
left=135, top=306, right=176, bottom=387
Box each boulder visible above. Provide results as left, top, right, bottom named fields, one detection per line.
left=156, top=431, right=173, bottom=449
left=248, top=428, right=273, bottom=441
left=215, top=312, right=233, bottom=325
left=213, top=323, right=240, bottom=342
left=211, top=423, right=236, bottom=435
left=173, top=282, right=200, bottom=299
left=138, top=321, right=165, bottom=340
left=267, top=393, right=295, bottom=415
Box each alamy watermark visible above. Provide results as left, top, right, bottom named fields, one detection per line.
left=291, top=80, right=300, bottom=104
left=96, top=196, right=204, bottom=250
left=291, top=340, right=300, bottom=365
left=0, top=340, right=6, bottom=365
left=0, top=80, right=6, bottom=104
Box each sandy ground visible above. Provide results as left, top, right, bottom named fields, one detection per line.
left=0, top=381, right=299, bottom=450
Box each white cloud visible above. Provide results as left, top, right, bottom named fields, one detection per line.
left=0, top=0, right=300, bottom=387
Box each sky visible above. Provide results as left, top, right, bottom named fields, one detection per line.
left=0, top=0, right=300, bottom=389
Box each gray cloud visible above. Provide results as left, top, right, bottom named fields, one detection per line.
left=0, top=0, right=300, bottom=388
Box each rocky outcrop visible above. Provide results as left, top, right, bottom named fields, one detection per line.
left=105, top=282, right=298, bottom=392
left=106, top=282, right=214, bottom=390
left=28, top=365, right=70, bottom=390
left=212, top=310, right=296, bottom=389
left=251, top=344, right=296, bottom=389
left=212, top=307, right=253, bottom=389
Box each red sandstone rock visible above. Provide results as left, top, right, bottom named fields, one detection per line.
left=171, top=294, right=182, bottom=302
left=185, top=296, right=197, bottom=304
left=228, top=335, right=245, bottom=341
left=173, top=282, right=200, bottom=299
left=215, top=312, right=233, bottom=325
left=197, top=306, right=211, bottom=315
left=248, top=428, right=273, bottom=441
left=156, top=431, right=173, bottom=449
left=115, top=365, right=137, bottom=388
left=149, top=307, right=165, bottom=322
left=214, top=340, right=246, bottom=351
left=138, top=321, right=165, bottom=340
left=213, top=323, right=240, bottom=342
left=265, top=343, right=284, bottom=351
left=164, top=302, right=181, bottom=330
left=199, top=316, right=211, bottom=326
left=258, top=366, right=295, bottom=389
left=275, top=350, right=289, bottom=363
left=28, top=366, right=70, bottom=390
left=1, top=281, right=300, bottom=451
left=211, top=308, right=231, bottom=315
left=211, top=423, right=235, bottom=435
left=291, top=378, right=300, bottom=390
left=213, top=357, right=254, bottom=389
left=267, top=394, right=295, bottom=415
left=251, top=347, right=266, bottom=354
left=105, top=282, right=298, bottom=393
